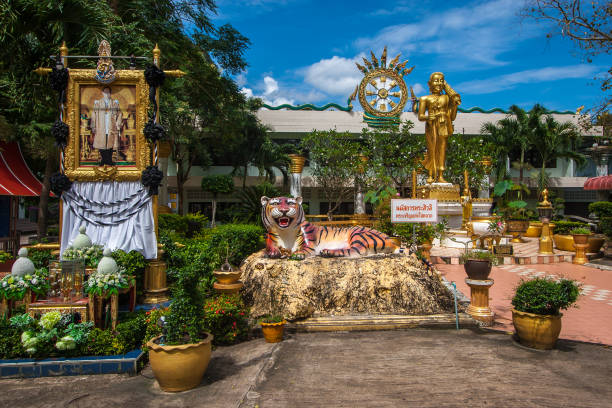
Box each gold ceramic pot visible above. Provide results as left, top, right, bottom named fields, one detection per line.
left=512, top=309, right=562, bottom=350
left=213, top=270, right=242, bottom=285
left=553, top=234, right=605, bottom=253
left=147, top=333, right=213, bottom=392
left=261, top=320, right=286, bottom=343
left=525, top=222, right=542, bottom=238
left=572, top=234, right=589, bottom=245
left=506, top=220, right=530, bottom=243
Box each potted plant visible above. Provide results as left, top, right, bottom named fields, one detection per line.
left=0, top=250, right=14, bottom=273
left=511, top=278, right=580, bottom=349
left=460, top=250, right=499, bottom=280
left=260, top=315, right=286, bottom=343
left=570, top=227, right=591, bottom=244
left=551, top=221, right=590, bottom=251
left=147, top=264, right=213, bottom=392
left=493, top=180, right=530, bottom=242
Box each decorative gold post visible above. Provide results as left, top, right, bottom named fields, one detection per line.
left=411, top=169, right=417, bottom=198
left=461, top=169, right=472, bottom=230
left=465, top=278, right=494, bottom=326
left=143, top=245, right=169, bottom=304
left=537, top=189, right=554, bottom=255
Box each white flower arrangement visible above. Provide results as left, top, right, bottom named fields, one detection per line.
left=62, top=244, right=104, bottom=268
left=84, top=267, right=132, bottom=297
left=0, top=268, right=49, bottom=300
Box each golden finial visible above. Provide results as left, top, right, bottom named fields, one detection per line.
left=576, top=105, right=584, bottom=114
left=389, top=54, right=400, bottom=69
left=355, top=63, right=367, bottom=75
left=362, top=57, right=373, bottom=71
left=60, top=41, right=68, bottom=67
left=370, top=51, right=379, bottom=68
left=380, top=46, right=387, bottom=68
left=153, top=43, right=161, bottom=66
left=396, top=60, right=408, bottom=71
left=463, top=169, right=470, bottom=196
left=540, top=188, right=551, bottom=207
left=402, top=66, right=415, bottom=76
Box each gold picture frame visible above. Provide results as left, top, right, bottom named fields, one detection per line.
left=64, top=69, right=150, bottom=181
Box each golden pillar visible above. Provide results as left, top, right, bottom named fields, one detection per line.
left=461, top=169, right=472, bottom=230
left=537, top=189, right=554, bottom=255
left=465, top=278, right=494, bottom=326
left=143, top=246, right=169, bottom=304
left=572, top=234, right=590, bottom=265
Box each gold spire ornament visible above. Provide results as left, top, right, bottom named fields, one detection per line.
left=356, top=47, right=411, bottom=118
left=94, top=40, right=116, bottom=84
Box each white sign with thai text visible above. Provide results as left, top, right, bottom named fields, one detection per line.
left=391, top=199, right=438, bottom=223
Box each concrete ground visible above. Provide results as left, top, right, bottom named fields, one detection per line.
left=1, top=329, right=612, bottom=407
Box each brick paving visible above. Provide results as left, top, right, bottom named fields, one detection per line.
left=437, top=262, right=612, bottom=345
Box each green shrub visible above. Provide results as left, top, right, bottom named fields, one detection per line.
left=28, top=248, right=55, bottom=269
left=114, top=313, right=147, bottom=354
left=203, top=294, right=250, bottom=345
left=589, top=201, right=612, bottom=218
left=570, top=227, right=591, bottom=235
left=165, top=264, right=206, bottom=345
left=460, top=250, right=499, bottom=265
left=600, top=217, right=612, bottom=238
left=112, top=250, right=148, bottom=297
left=512, top=278, right=580, bottom=315
left=552, top=220, right=589, bottom=235
left=159, top=213, right=207, bottom=237
left=202, top=224, right=265, bottom=267
left=0, top=316, right=24, bottom=359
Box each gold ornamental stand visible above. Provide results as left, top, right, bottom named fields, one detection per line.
left=537, top=189, right=554, bottom=255
left=465, top=278, right=494, bottom=326
left=143, top=246, right=169, bottom=303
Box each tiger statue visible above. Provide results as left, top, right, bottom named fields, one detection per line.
left=261, top=196, right=400, bottom=259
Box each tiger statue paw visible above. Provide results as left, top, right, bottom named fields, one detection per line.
left=262, top=196, right=399, bottom=259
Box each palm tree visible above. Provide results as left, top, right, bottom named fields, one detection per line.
left=480, top=118, right=516, bottom=182
left=529, top=114, right=586, bottom=193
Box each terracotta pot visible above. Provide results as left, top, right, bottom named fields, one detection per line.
left=588, top=236, right=605, bottom=253
left=512, top=309, right=562, bottom=350
left=463, top=259, right=492, bottom=280
left=572, top=234, right=590, bottom=245
left=261, top=320, right=286, bottom=343
left=213, top=270, right=242, bottom=285
left=147, top=333, right=213, bottom=392
left=525, top=222, right=542, bottom=238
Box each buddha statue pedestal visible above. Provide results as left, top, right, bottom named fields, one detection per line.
left=418, top=183, right=463, bottom=229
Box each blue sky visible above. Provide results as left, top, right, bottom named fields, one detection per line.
left=213, top=0, right=610, bottom=112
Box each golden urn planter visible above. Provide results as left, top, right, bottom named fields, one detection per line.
left=525, top=222, right=542, bottom=238
left=506, top=219, right=530, bottom=243
left=261, top=320, right=286, bottom=343
left=147, top=333, right=213, bottom=392
left=553, top=234, right=605, bottom=253
left=512, top=309, right=562, bottom=350
left=213, top=269, right=242, bottom=285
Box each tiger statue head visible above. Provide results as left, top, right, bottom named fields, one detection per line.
left=261, top=196, right=305, bottom=232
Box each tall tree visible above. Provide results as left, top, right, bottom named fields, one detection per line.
left=522, top=1, right=611, bottom=115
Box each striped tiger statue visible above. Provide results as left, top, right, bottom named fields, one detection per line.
left=261, top=196, right=400, bottom=259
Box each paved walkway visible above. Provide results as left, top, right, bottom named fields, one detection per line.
left=437, top=262, right=612, bottom=345
left=2, top=330, right=611, bottom=407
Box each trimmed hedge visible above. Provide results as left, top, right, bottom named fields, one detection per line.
left=159, top=213, right=208, bottom=237
left=512, top=278, right=580, bottom=315
left=589, top=201, right=612, bottom=218
left=552, top=220, right=589, bottom=235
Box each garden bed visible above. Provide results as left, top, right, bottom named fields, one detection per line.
left=0, top=349, right=144, bottom=378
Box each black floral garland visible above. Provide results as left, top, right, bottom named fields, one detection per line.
left=144, top=120, right=165, bottom=143
left=141, top=165, right=163, bottom=195
left=51, top=120, right=69, bottom=147
left=50, top=65, right=69, bottom=103
left=50, top=172, right=72, bottom=197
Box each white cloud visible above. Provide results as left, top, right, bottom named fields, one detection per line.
left=456, top=65, right=599, bottom=95
left=355, top=0, right=538, bottom=68
left=263, top=76, right=279, bottom=95
left=412, top=83, right=425, bottom=95
left=301, top=55, right=363, bottom=96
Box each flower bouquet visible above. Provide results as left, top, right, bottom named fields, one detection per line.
left=62, top=245, right=104, bottom=269
left=0, top=268, right=50, bottom=300
left=487, top=215, right=505, bottom=235
left=84, top=267, right=133, bottom=297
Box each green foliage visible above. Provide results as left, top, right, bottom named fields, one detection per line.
left=62, top=245, right=104, bottom=268
left=364, top=186, right=398, bottom=208
left=235, top=182, right=282, bottom=224
left=203, top=295, right=250, bottom=345
left=28, top=248, right=55, bottom=269
left=260, top=315, right=284, bottom=324
left=0, top=268, right=49, bottom=300
left=552, top=220, right=589, bottom=235
left=165, top=264, right=206, bottom=345
left=445, top=134, right=495, bottom=191
left=0, top=250, right=13, bottom=263
left=0, top=316, right=24, bottom=359
left=112, top=250, right=147, bottom=297
left=589, top=201, right=612, bottom=218
left=393, top=220, right=448, bottom=245
left=301, top=129, right=361, bottom=217
left=158, top=213, right=208, bottom=236
left=113, top=313, right=147, bottom=354
left=599, top=217, right=612, bottom=238
left=570, top=227, right=591, bottom=235
left=201, top=174, right=235, bottom=196
left=460, top=250, right=500, bottom=265
left=492, top=180, right=530, bottom=220
left=512, top=278, right=580, bottom=315
left=142, top=308, right=168, bottom=351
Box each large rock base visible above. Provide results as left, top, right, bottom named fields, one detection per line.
left=241, top=251, right=458, bottom=321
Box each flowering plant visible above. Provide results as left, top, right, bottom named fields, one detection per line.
left=62, top=245, right=104, bottom=268
left=84, top=267, right=132, bottom=297
left=487, top=215, right=505, bottom=235
left=0, top=250, right=12, bottom=263
left=0, top=268, right=50, bottom=300
left=203, top=295, right=250, bottom=345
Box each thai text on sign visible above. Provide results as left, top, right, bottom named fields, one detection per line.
left=391, top=199, right=438, bottom=223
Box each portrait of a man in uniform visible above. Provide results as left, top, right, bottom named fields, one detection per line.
left=91, top=86, right=122, bottom=165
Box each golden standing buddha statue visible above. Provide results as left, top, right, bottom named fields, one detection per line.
left=417, top=72, right=461, bottom=183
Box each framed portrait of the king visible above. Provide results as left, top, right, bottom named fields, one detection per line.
left=64, top=70, right=150, bottom=181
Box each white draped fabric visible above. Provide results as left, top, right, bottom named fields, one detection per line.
left=61, top=181, right=157, bottom=259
